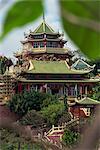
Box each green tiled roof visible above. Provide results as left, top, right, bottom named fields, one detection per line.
left=27, top=60, right=90, bottom=74
left=75, top=97, right=100, bottom=105
left=33, top=21, right=55, bottom=34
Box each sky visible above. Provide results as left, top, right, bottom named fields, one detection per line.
left=0, top=0, right=77, bottom=60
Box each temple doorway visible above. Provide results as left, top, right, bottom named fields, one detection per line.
left=51, top=88, right=59, bottom=95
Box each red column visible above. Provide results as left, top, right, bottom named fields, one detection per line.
left=80, top=86, right=82, bottom=97
left=18, top=83, right=22, bottom=93
left=79, top=107, right=80, bottom=118
left=27, top=84, right=30, bottom=91
left=32, top=41, right=34, bottom=47
left=82, top=84, right=84, bottom=95
left=44, top=39, right=46, bottom=47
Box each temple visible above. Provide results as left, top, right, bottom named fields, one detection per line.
left=14, top=19, right=99, bottom=99
left=0, top=19, right=100, bottom=117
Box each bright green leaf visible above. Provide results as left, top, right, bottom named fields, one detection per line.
left=1, top=0, right=43, bottom=40
left=60, top=0, right=100, bottom=60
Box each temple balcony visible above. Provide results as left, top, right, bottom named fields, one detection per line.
left=23, top=47, right=69, bottom=54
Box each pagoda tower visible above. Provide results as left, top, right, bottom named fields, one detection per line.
left=15, top=19, right=73, bottom=64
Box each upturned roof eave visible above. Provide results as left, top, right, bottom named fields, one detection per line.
left=74, top=97, right=100, bottom=105
left=29, top=31, right=60, bottom=36
left=71, top=59, right=95, bottom=70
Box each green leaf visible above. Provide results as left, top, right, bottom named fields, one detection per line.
left=60, top=0, right=100, bottom=60
left=1, top=0, right=43, bottom=40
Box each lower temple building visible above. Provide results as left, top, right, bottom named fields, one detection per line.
left=17, top=60, right=99, bottom=99
left=0, top=19, right=100, bottom=116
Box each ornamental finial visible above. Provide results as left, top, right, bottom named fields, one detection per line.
left=43, top=11, right=45, bottom=22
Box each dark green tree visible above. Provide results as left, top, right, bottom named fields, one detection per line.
left=89, top=84, right=100, bottom=101
left=62, top=129, right=80, bottom=147
left=63, top=94, right=68, bottom=111
left=41, top=103, right=64, bottom=126
left=93, top=86, right=100, bottom=101
left=0, top=56, right=13, bottom=74
left=8, top=90, right=58, bottom=116
left=58, top=112, right=71, bottom=125
left=0, top=56, right=7, bottom=74
left=20, top=110, right=45, bottom=128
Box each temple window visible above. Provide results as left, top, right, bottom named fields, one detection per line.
left=33, top=42, right=38, bottom=48
left=68, top=87, right=71, bottom=96
left=46, top=42, right=57, bottom=47
left=46, top=42, right=52, bottom=47
left=40, top=42, right=44, bottom=47
left=71, top=87, right=76, bottom=96
left=52, top=42, right=57, bottom=47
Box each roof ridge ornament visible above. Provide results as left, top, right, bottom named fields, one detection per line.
left=43, top=11, right=45, bottom=23
left=43, top=12, right=46, bottom=32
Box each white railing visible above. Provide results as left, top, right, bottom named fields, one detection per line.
left=32, top=47, right=46, bottom=52
left=46, top=118, right=79, bottom=136
left=30, top=47, right=68, bottom=53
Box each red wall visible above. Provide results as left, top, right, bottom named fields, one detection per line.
left=70, top=107, right=87, bottom=118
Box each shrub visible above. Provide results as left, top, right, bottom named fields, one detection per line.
left=58, top=112, right=71, bottom=125
left=20, top=110, right=45, bottom=128
left=41, top=102, right=64, bottom=127
left=8, top=90, right=58, bottom=116
left=62, top=129, right=80, bottom=147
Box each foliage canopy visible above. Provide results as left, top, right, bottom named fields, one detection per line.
left=8, top=90, right=58, bottom=116
left=62, top=129, right=80, bottom=147
left=20, top=110, right=45, bottom=128
left=41, top=102, right=65, bottom=126
left=1, top=1, right=43, bottom=39
left=60, top=0, right=100, bottom=60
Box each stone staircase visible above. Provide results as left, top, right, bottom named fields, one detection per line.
left=45, top=118, right=79, bottom=144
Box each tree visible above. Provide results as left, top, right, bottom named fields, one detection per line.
left=41, top=102, right=64, bottom=126
left=0, top=56, right=13, bottom=74
left=63, top=94, right=68, bottom=111
left=40, top=94, right=58, bottom=109
left=5, top=58, right=13, bottom=71
left=0, top=128, right=46, bottom=150
left=89, top=59, right=100, bottom=75
left=58, top=112, right=71, bottom=126
left=8, top=90, right=58, bottom=116
left=62, top=129, right=80, bottom=147
left=92, top=85, right=100, bottom=101
left=19, top=110, right=45, bottom=128
left=89, top=84, right=100, bottom=101
left=0, top=56, right=7, bottom=74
